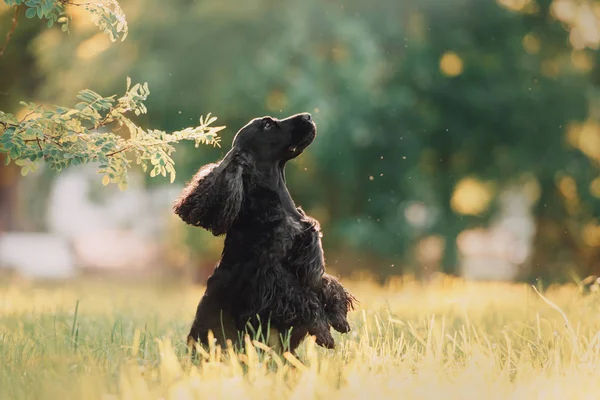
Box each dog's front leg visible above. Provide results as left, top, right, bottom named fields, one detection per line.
left=319, top=274, right=357, bottom=334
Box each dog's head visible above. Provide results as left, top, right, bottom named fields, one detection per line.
left=173, top=113, right=316, bottom=235
left=232, top=113, right=316, bottom=164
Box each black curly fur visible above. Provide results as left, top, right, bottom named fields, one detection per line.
left=174, top=113, right=356, bottom=352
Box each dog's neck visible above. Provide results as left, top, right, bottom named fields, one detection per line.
left=255, top=162, right=304, bottom=220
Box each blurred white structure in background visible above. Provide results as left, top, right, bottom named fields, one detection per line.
left=458, top=187, right=536, bottom=281
left=0, top=165, right=183, bottom=278
left=405, top=186, right=535, bottom=281
left=0, top=233, right=74, bottom=278
left=0, top=165, right=537, bottom=281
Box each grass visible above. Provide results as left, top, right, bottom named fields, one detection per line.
left=2, top=276, right=600, bottom=399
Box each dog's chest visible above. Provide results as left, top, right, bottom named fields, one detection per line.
left=279, top=214, right=321, bottom=251
left=286, top=215, right=304, bottom=233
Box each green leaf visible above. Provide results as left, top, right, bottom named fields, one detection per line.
left=25, top=7, right=36, bottom=18
left=9, top=146, right=20, bottom=159
left=42, top=0, right=52, bottom=15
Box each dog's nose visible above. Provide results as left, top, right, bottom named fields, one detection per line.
left=301, top=113, right=312, bottom=122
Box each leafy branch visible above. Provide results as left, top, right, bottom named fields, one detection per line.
left=3, top=0, right=127, bottom=41
left=1, top=0, right=222, bottom=188
left=0, top=78, right=224, bottom=189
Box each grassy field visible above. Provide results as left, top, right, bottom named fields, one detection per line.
left=2, top=276, right=600, bottom=399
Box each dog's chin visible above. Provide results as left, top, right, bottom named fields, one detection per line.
left=285, top=127, right=316, bottom=160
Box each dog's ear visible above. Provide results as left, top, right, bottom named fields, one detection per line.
left=173, top=152, right=247, bottom=235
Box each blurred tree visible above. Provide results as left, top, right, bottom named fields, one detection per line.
left=4, top=0, right=599, bottom=281
left=0, top=3, right=42, bottom=230
left=349, top=0, right=595, bottom=280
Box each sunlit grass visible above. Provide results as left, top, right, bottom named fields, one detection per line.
left=2, top=276, right=600, bottom=399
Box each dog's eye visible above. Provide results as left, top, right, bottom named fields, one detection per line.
left=262, top=118, right=274, bottom=131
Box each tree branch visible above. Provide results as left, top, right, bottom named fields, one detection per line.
left=93, top=108, right=115, bottom=130
left=106, top=145, right=131, bottom=157
left=19, top=106, right=42, bottom=123
left=67, top=2, right=96, bottom=6
left=0, top=5, right=21, bottom=59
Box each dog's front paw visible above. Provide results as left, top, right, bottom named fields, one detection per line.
left=315, top=331, right=335, bottom=349
left=311, top=322, right=335, bottom=349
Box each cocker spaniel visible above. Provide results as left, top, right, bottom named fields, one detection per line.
left=174, top=113, right=356, bottom=352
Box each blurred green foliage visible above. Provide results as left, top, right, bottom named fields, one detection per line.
left=1, top=0, right=599, bottom=281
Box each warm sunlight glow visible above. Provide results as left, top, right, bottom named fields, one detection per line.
left=541, top=59, right=561, bottom=77
left=583, top=223, right=600, bottom=246
left=5, top=280, right=600, bottom=399
left=567, top=121, right=581, bottom=147
left=590, top=177, right=600, bottom=198
left=567, top=120, right=600, bottom=162
left=439, top=51, right=463, bottom=77
left=14, top=107, right=41, bottom=121
left=3, top=0, right=600, bottom=396
left=557, top=174, right=580, bottom=214
left=552, top=0, right=600, bottom=49
left=522, top=33, right=541, bottom=54
left=571, top=51, right=594, bottom=72
left=578, top=122, right=600, bottom=161
left=68, top=5, right=97, bottom=32
left=521, top=174, right=542, bottom=205
left=558, top=175, right=578, bottom=201
left=497, top=0, right=532, bottom=12
left=76, top=33, right=111, bottom=60
left=415, top=235, right=444, bottom=266
left=266, top=90, right=287, bottom=112
left=451, top=177, right=493, bottom=215
left=552, top=0, right=577, bottom=22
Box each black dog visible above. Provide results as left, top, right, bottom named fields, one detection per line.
left=174, top=113, right=356, bottom=352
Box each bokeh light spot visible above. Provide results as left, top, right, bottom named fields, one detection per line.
left=451, top=177, right=493, bottom=215
left=440, top=51, right=463, bottom=77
